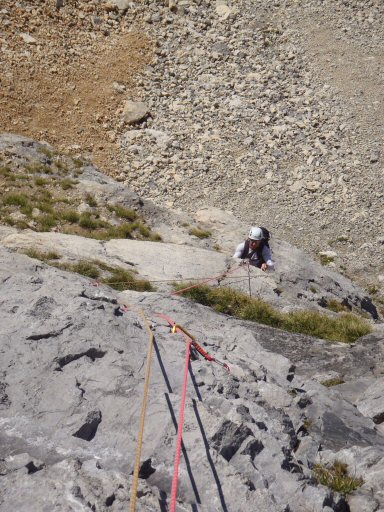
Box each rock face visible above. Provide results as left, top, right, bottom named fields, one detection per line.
left=1, top=247, right=384, bottom=512
left=0, top=134, right=379, bottom=320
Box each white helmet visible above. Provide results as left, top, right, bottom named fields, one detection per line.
left=248, top=226, right=263, bottom=241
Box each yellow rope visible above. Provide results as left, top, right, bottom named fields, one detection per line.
left=129, top=308, right=155, bottom=512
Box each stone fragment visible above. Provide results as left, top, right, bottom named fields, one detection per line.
left=110, top=0, right=131, bottom=11
left=216, top=3, right=232, bottom=19
left=122, top=101, right=149, bottom=125
left=305, top=181, right=321, bottom=192
left=113, top=82, right=126, bottom=93
left=19, top=33, right=37, bottom=44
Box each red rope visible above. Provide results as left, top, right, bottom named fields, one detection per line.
left=170, top=264, right=243, bottom=296
left=170, top=331, right=191, bottom=512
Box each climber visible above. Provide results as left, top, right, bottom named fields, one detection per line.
left=233, top=226, right=274, bottom=271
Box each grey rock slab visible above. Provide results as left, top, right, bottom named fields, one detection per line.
left=1, top=231, right=108, bottom=264
left=356, top=379, right=384, bottom=424
left=0, top=226, right=17, bottom=240
left=105, top=238, right=227, bottom=284
left=1, top=248, right=384, bottom=510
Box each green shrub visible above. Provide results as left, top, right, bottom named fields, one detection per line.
left=55, top=159, right=68, bottom=172
left=71, top=261, right=101, bottom=278
left=20, top=204, right=33, bottom=216
left=367, top=285, right=379, bottom=295
left=103, top=223, right=135, bottom=239
left=312, top=461, right=363, bottom=495
left=173, top=284, right=372, bottom=343
left=189, top=227, right=212, bottom=239
left=36, top=189, right=53, bottom=202
left=36, top=202, right=54, bottom=214
left=50, top=258, right=153, bottom=292
left=283, top=310, right=371, bottom=343
left=72, top=158, right=84, bottom=169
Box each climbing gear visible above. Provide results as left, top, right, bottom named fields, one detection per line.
left=247, top=262, right=252, bottom=298
left=155, top=313, right=230, bottom=372
left=129, top=307, right=155, bottom=512
left=259, top=226, right=271, bottom=243
left=173, top=324, right=230, bottom=372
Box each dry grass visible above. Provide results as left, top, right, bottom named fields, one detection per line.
left=173, top=284, right=372, bottom=343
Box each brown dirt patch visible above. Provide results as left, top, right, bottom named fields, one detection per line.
left=0, top=1, right=152, bottom=174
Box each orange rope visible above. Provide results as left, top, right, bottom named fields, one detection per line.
left=129, top=308, right=155, bottom=512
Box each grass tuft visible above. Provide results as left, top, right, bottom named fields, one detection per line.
left=312, top=461, right=363, bottom=495
left=56, top=260, right=100, bottom=279
left=34, top=177, right=51, bottom=186
left=189, top=227, right=212, bottom=239
left=60, top=210, right=80, bottom=223
left=60, top=178, right=77, bottom=190
left=110, top=204, right=138, bottom=221
left=101, top=267, right=153, bottom=292
left=321, top=378, right=345, bottom=387
left=3, top=193, right=29, bottom=207
left=326, top=299, right=349, bottom=313
left=50, top=258, right=153, bottom=292
left=320, top=254, right=335, bottom=266
left=23, top=248, right=60, bottom=262
left=85, top=193, right=98, bottom=207
left=38, top=214, right=57, bottom=231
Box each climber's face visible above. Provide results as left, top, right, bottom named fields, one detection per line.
left=249, top=239, right=261, bottom=249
